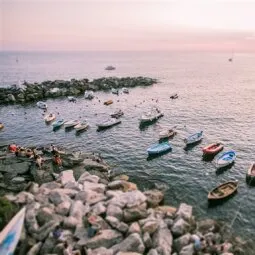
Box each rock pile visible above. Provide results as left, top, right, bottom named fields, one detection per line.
left=3, top=169, right=246, bottom=255
left=0, top=76, right=157, bottom=105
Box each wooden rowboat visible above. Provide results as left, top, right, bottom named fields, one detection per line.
left=104, top=100, right=113, bottom=105
left=208, top=181, right=238, bottom=201
left=246, top=163, right=255, bottom=184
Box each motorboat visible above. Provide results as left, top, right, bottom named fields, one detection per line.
left=104, top=100, right=113, bottom=105
left=67, top=96, right=77, bottom=102
left=184, top=131, right=203, bottom=145
left=52, top=119, right=65, bottom=129
left=208, top=181, right=238, bottom=201
left=84, top=90, right=94, bottom=99
left=170, top=93, right=178, bottom=99
left=0, top=123, right=4, bottom=130
left=64, top=120, right=80, bottom=128
left=122, top=87, right=129, bottom=94
left=36, top=101, right=47, bottom=109
left=159, top=128, right=176, bottom=140
left=110, top=109, right=124, bottom=119
left=105, top=65, right=116, bottom=70
left=111, top=88, right=119, bottom=95
left=44, top=113, right=56, bottom=123
left=147, top=141, right=172, bottom=156
left=97, top=118, right=121, bottom=130
left=246, top=163, right=255, bottom=184
left=202, top=143, right=224, bottom=155
left=139, top=107, right=163, bottom=124
left=215, top=150, right=236, bottom=169
left=74, top=121, right=89, bottom=132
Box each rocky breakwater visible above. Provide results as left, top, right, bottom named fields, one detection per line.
left=1, top=170, right=248, bottom=254
left=0, top=76, right=157, bottom=105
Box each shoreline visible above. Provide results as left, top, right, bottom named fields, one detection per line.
left=0, top=76, right=157, bottom=105
left=0, top=144, right=252, bottom=254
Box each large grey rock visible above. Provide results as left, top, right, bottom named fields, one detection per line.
left=39, top=236, right=57, bottom=255
left=128, top=222, right=141, bottom=235
left=82, top=229, right=123, bottom=249
left=82, top=158, right=110, bottom=172
left=111, top=233, right=145, bottom=254
left=27, top=242, right=43, bottom=255
left=108, top=190, right=147, bottom=209
left=152, top=220, right=173, bottom=255
left=179, top=243, right=194, bottom=255
left=75, top=190, right=106, bottom=205
left=116, top=222, right=129, bottom=234
left=83, top=181, right=106, bottom=193
left=58, top=170, right=75, bottom=185
left=173, top=233, right=191, bottom=252
left=106, top=204, right=123, bottom=220
left=49, top=189, right=71, bottom=206
left=55, top=200, right=72, bottom=216
left=78, top=171, right=100, bottom=184
left=175, top=203, right=193, bottom=222
left=87, top=247, right=114, bottom=255
left=91, top=202, right=106, bottom=215
left=36, top=206, right=56, bottom=226
left=11, top=176, right=26, bottom=184
left=143, top=232, right=153, bottom=249
left=144, top=189, right=164, bottom=208
left=0, top=161, right=30, bottom=174
left=141, top=220, right=159, bottom=234
left=123, top=204, right=148, bottom=222
left=147, top=249, right=159, bottom=255
left=171, top=218, right=191, bottom=237
left=15, top=191, right=35, bottom=204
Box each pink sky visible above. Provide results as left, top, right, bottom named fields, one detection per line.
left=1, top=0, right=255, bottom=51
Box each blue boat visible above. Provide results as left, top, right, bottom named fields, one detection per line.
left=52, top=119, right=65, bottom=129
left=147, top=141, right=172, bottom=155
left=184, top=131, right=203, bottom=145
left=215, top=150, right=236, bottom=169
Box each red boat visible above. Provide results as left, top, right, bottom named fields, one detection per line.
left=202, top=143, right=223, bottom=155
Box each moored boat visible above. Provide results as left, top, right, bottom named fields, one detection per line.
left=184, top=131, right=203, bottom=145
left=74, top=121, right=89, bottom=132
left=84, top=90, right=94, bottom=99
left=202, top=142, right=224, bottom=155
left=215, top=150, right=236, bottom=169
left=36, top=101, right=47, bottom=109
left=246, top=162, right=255, bottom=184
left=140, top=107, right=163, bottom=124
left=122, top=87, right=129, bottom=94
left=0, top=122, right=4, bottom=130
left=208, top=181, right=238, bottom=201
left=96, top=118, right=121, bottom=130
left=52, top=119, right=65, bottom=129
left=110, top=109, right=124, bottom=119
left=111, top=88, right=119, bottom=95
left=159, top=128, right=176, bottom=140
left=170, top=93, right=178, bottom=99
left=64, top=120, right=80, bottom=128
left=44, top=113, right=56, bottom=123
left=67, top=96, right=77, bottom=102
left=104, top=100, right=113, bottom=105
left=147, top=141, right=172, bottom=156
left=105, top=65, right=116, bottom=70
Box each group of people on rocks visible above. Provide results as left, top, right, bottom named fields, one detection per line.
left=7, top=143, right=63, bottom=170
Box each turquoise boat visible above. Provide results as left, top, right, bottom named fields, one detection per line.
left=52, top=119, right=65, bottom=129
left=215, top=150, right=236, bottom=169
left=147, top=141, right=172, bottom=155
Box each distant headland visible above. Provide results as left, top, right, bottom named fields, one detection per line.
left=0, top=77, right=157, bottom=105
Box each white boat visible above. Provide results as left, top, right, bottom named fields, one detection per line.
left=140, top=107, right=163, bottom=124
left=97, top=118, right=121, bottom=129
left=64, top=120, right=80, bottom=128
left=74, top=121, right=89, bottom=131
left=67, top=96, right=77, bottom=102
left=122, top=87, right=129, bottom=94
left=159, top=128, right=176, bottom=140
left=44, top=113, right=56, bottom=123
left=84, top=90, right=94, bottom=99
left=105, top=65, right=116, bottom=70
left=215, top=150, right=236, bottom=169
left=184, top=131, right=203, bottom=145
left=0, top=207, right=26, bottom=255
left=111, top=88, right=119, bottom=95
left=36, top=101, right=47, bottom=109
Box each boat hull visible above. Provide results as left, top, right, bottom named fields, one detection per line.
left=202, top=143, right=224, bottom=155
left=184, top=131, right=203, bottom=145
left=246, top=163, right=255, bottom=185
left=147, top=142, right=172, bottom=155
left=97, top=120, right=121, bottom=130
left=208, top=181, right=238, bottom=201
left=215, top=150, right=236, bottom=169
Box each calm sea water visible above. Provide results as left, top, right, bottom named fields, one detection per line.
left=0, top=51, right=255, bottom=241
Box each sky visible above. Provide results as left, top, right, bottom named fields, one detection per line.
left=1, top=0, right=255, bottom=51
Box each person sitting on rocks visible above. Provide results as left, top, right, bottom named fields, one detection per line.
left=51, top=144, right=58, bottom=155
left=8, top=144, right=17, bottom=153
left=53, top=154, right=62, bottom=166
left=52, top=225, right=63, bottom=240
left=35, top=155, right=43, bottom=169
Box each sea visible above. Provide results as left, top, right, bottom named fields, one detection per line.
left=0, top=51, right=255, bottom=242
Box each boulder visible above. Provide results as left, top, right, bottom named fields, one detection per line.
left=143, top=232, right=153, bottom=249
left=49, top=189, right=71, bottom=206
left=91, top=202, right=106, bottom=215
left=144, top=189, right=164, bottom=208
left=58, top=170, right=75, bottom=185
left=128, top=222, right=141, bottom=235
left=171, top=218, right=191, bottom=237
left=75, top=190, right=106, bottom=205
left=175, top=203, right=193, bottom=222
left=78, top=171, right=100, bottom=184
left=87, top=247, right=114, bottom=255
left=173, top=233, right=191, bottom=252
left=55, top=200, right=72, bottom=216
left=123, top=204, right=148, bottom=222
left=83, top=181, right=106, bottom=193
left=179, top=243, right=194, bottom=255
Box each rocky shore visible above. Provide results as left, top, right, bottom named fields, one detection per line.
left=0, top=76, right=157, bottom=105
left=0, top=145, right=251, bottom=255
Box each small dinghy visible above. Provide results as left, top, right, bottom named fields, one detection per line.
left=74, top=121, right=89, bottom=132
left=122, top=87, right=129, bottom=94
left=147, top=141, right=172, bottom=156
left=67, top=96, right=77, bottom=102
left=84, top=90, right=94, bottom=99
left=202, top=142, right=224, bottom=155
left=104, top=100, right=113, bottom=105
left=140, top=107, right=163, bottom=124
left=105, top=65, right=116, bottom=70
left=111, top=88, right=119, bottom=95
left=184, top=131, right=203, bottom=145
left=215, top=150, right=236, bottom=169
left=110, top=109, right=124, bottom=119
left=0, top=122, right=4, bottom=130
left=64, top=120, right=80, bottom=128
left=246, top=163, right=255, bottom=184
left=170, top=93, right=178, bottom=99
left=208, top=181, right=238, bottom=201
left=52, top=119, right=65, bottom=129
left=97, top=118, right=121, bottom=130
left=159, top=128, right=176, bottom=140
left=44, top=113, right=56, bottom=123
left=36, top=101, right=47, bottom=109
